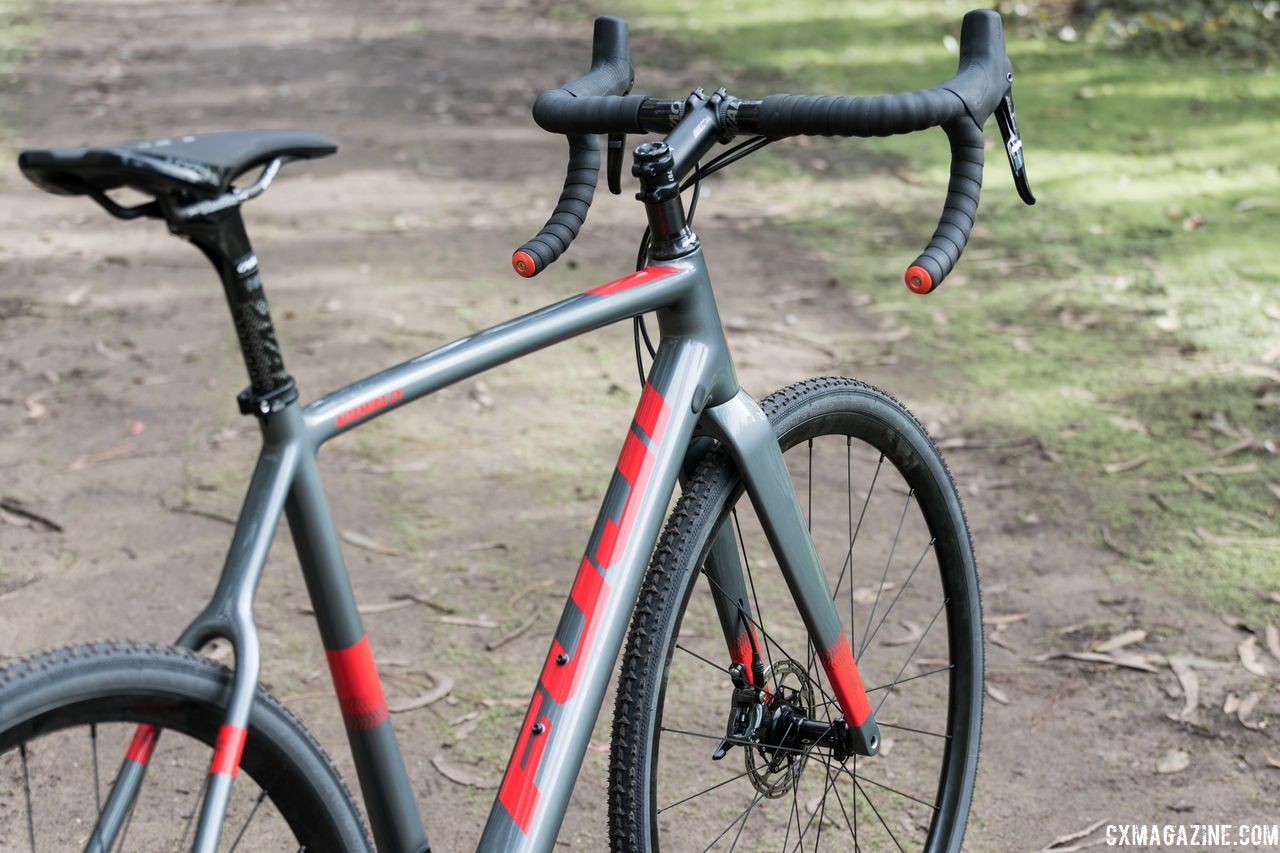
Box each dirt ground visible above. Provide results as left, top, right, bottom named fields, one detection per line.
left=1, top=0, right=1276, bottom=850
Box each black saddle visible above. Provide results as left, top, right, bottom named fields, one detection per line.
left=18, top=129, right=337, bottom=201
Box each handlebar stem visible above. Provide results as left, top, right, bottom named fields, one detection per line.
left=663, top=88, right=731, bottom=181
left=633, top=141, right=697, bottom=260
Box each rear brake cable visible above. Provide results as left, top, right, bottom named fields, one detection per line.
left=632, top=135, right=775, bottom=386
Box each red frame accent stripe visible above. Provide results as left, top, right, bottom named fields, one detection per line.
left=540, top=558, right=609, bottom=705
left=335, top=387, right=404, bottom=428
left=497, top=384, right=671, bottom=834
left=584, top=265, right=679, bottom=296
left=209, top=724, right=247, bottom=777
left=633, top=383, right=671, bottom=443
left=817, top=630, right=872, bottom=725
left=325, top=635, right=390, bottom=731
left=497, top=703, right=552, bottom=833
left=124, top=723, right=158, bottom=765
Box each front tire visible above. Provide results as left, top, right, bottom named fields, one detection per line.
left=609, top=377, right=983, bottom=852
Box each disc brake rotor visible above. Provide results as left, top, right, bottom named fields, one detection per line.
left=746, top=658, right=816, bottom=798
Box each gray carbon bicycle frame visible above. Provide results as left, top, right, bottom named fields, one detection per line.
left=88, top=248, right=877, bottom=853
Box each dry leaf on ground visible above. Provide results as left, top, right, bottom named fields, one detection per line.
left=1095, top=629, right=1147, bottom=653
left=388, top=670, right=454, bottom=713
left=1265, top=752, right=1280, bottom=770
left=1224, top=693, right=1241, bottom=715
left=486, top=608, right=541, bottom=651
left=988, top=629, right=1018, bottom=653
left=1104, top=453, right=1153, bottom=475
left=986, top=684, right=1010, bottom=705
left=431, top=754, right=496, bottom=788
left=1040, top=816, right=1108, bottom=851
left=881, top=620, right=924, bottom=646
left=1237, top=691, right=1264, bottom=731
left=1156, top=749, right=1190, bottom=774
left=1168, top=660, right=1199, bottom=720
left=851, top=582, right=897, bottom=605
left=1197, top=527, right=1280, bottom=548
left=1238, top=637, right=1273, bottom=679
left=983, top=612, right=1029, bottom=627
left=67, top=444, right=135, bottom=471
left=1039, top=651, right=1160, bottom=673
left=1266, top=622, right=1280, bottom=664
left=340, top=530, right=402, bottom=556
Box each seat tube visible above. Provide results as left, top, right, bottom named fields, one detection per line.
left=285, top=448, right=429, bottom=853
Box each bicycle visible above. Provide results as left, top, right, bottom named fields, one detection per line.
left=1, top=8, right=1035, bottom=852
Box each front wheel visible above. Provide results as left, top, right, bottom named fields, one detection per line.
left=609, top=377, right=983, bottom=852
left=0, top=641, right=370, bottom=851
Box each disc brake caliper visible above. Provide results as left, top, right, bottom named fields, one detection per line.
left=712, top=663, right=765, bottom=760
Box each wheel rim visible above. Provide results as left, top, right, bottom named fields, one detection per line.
left=645, top=412, right=980, bottom=852
left=1, top=703, right=305, bottom=851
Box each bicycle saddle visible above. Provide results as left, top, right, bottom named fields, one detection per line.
left=18, top=129, right=337, bottom=200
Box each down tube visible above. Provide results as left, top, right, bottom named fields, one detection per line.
left=479, top=337, right=713, bottom=852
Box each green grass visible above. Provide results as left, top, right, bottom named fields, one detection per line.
left=616, top=0, right=1280, bottom=620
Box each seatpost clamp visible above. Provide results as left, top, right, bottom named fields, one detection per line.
left=236, top=377, right=299, bottom=418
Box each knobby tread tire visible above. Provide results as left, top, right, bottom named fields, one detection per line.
left=0, top=640, right=371, bottom=851
left=607, top=376, right=983, bottom=852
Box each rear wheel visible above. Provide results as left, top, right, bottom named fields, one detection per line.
left=0, top=641, right=369, bottom=851
left=609, top=377, right=983, bottom=852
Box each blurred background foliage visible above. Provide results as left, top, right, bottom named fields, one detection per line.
left=616, top=0, right=1279, bottom=620
left=1003, top=0, right=1279, bottom=62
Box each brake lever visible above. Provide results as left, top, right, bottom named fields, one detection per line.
left=995, top=90, right=1035, bottom=205
left=607, top=132, right=626, bottom=195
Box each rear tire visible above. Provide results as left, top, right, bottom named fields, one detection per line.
left=0, top=641, right=370, bottom=851
left=609, top=377, right=983, bottom=852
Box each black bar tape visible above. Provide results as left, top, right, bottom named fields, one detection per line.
left=514, top=16, right=638, bottom=277
left=532, top=92, right=646, bottom=136
left=513, top=134, right=600, bottom=277
left=905, top=116, right=984, bottom=294
left=757, top=88, right=964, bottom=138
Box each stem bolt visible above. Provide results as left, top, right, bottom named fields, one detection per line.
left=532, top=722, right=545, bottom=735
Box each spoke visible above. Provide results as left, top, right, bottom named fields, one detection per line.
left=177, top=772, right=210, bottom=851
left=702, top=791, right=764, bottom=852
left=832, top=454, right=882, bottom=601
left=859, top=490, right=914, bottom=656
left=20, top=743, right=35, bottom=853
left=783, top=774, right=799, bottom=853
left=678, top=643, right=731, bottom=676
left=864, top=665, right=952, bottom=694
left=658, top=767, right=755, bottom=814
left=793, top=757, right=839, bottom=852
left=229, top=789, right=269, bottom=851
left=875, top=721, right=951, bottom=740
left=814, top=765, right=830, bottom=853
left=855, top=780, right=906, bottom=853
left=858, top=539, right=935, bottom=658
left=727, top=791, right=763, bottom=852
left=700, top=552, right=841, bottom=714
left=823, top=764, right=862, bottom=852
left=734, top=509, right=778, bottom=680
left=850, top=772, right=938, bottom=812
left=874, top=598, right=946, bottom=717
left=91, top=724, right=102, bottom=814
